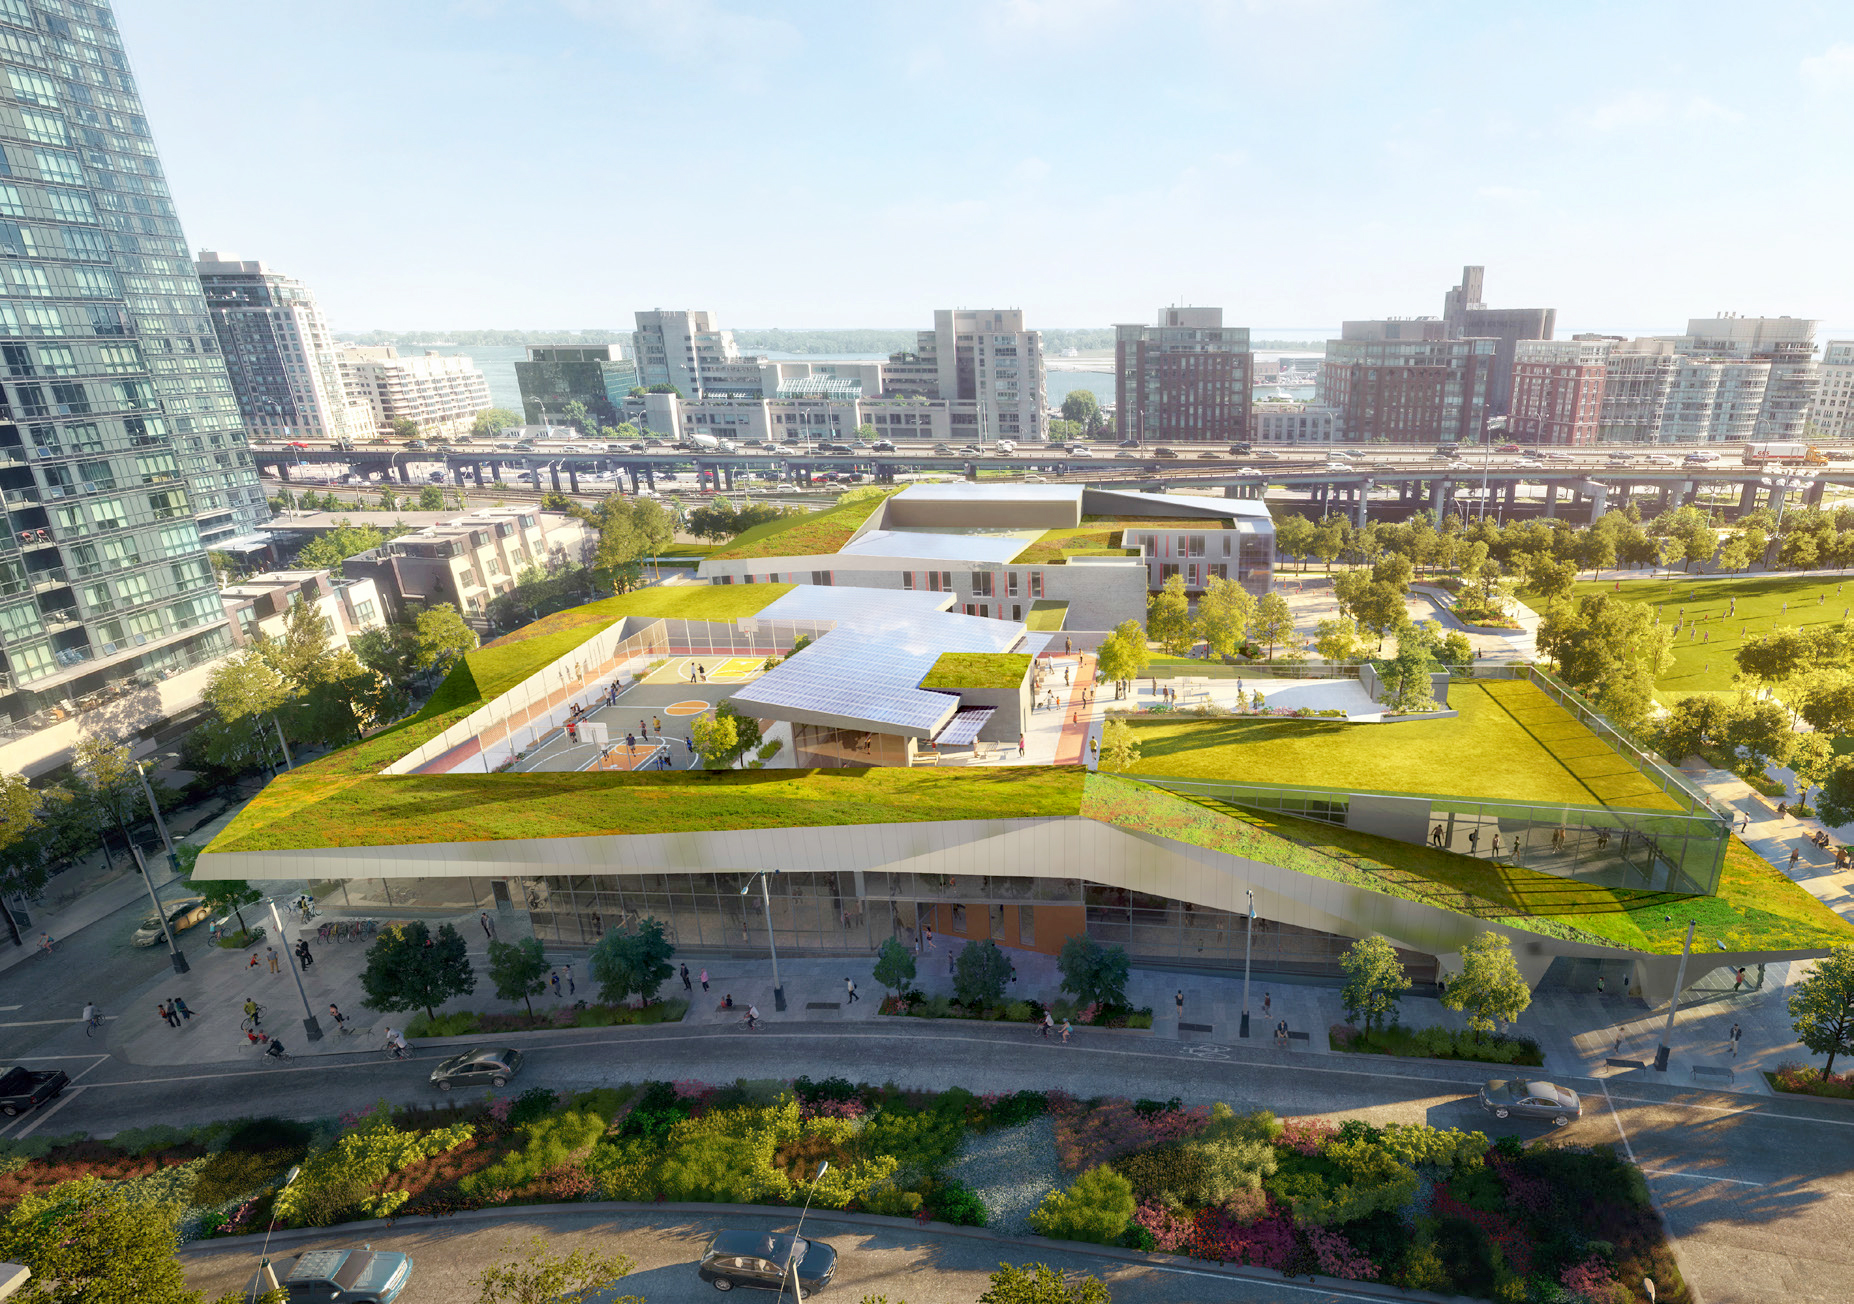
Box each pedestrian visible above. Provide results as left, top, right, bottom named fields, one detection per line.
left=1090, top=735, right=1099, bottom=761
left=248, top=952, right=260, bottom=970
left=565, top=963, right=574, bottom=995
left=1176, top=989, right=1184, bottom=1020
left=296, top=939, right=313, bottom=969
left=1041, top=1010, right=1053, bottom=1038
left=686, top=735, right=695, bottom=757
left=550, top=970, right=562, bottom=997
left=1060, top=1017, right=1072, bottom=1042
left=173, top=996, right=192, bottom=1022
left=1596, top=975, right=1606, bottom=995
left=1262, top=991, right=1272, bottom=1017
left=1468, top=829, right=1480, bottom=853
left=1431, top=824, right=1443, bottom=847
left=1491, top=833, right=1502, bottom=856
left=745, top=1003, right=759, bottom=1029
left=1729, top=1023, right=1742, bottom=1056
left=845, top=977, right=859, bottom=1003
left=1790, top=847, right=1801, bottom=872
left=567, top=720, right=578, bottom=744
left=700, top=968, right=710, bottom=993
left=1065, top=636, right=1073, bottom=654
left=1734, top=966, right=1746, bottom=990
left=1018, top=733, right=1025, bottom=757
left=158, top=1001, right=177, bottom=1028
left=266, top=946, right=279, bottom=974
left=626, top=731, right=636, bottom=755
left=681, top=963, right=692, bottom=992
left=924, top=924, right=935, bottom=951
left=480, top=911, right=496, bottom=940
left=653, top=715, right=661, bottom=734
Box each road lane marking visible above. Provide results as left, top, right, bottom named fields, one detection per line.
left=1599, top=1078, right=1639, bottom=1165
left=0, top=1017, right=118, bottom=1027
left=0, top=1005, right=21, bottom=1011
left=14, top=1085, right=83, bottom=1139
left=1640, top=1168, right=1765, bottom=1186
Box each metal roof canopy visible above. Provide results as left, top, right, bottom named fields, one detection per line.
left=933, top=707, right=995, bottom=748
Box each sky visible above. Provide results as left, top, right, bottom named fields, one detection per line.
left=116, top=0, right=1854, bottom=337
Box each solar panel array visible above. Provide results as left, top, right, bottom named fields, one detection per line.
left=934, top=707, right=996, bottom=747
left=840, top=529, right=1028, bottom=564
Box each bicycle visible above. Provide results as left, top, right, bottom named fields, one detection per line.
left=240, top=1005, right=267, bottom=1032
left=84, top=1009, right=103, bottom=1037
left=264, top=1046, right=294, bottom=1066
left=382, top=1039, right=410, bottom=1061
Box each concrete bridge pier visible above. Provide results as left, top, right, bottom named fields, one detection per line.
left=472, top=462, right=485, bottom=487
left=492, top=462, right=503, bottom=483
left=1431, top=479, right=1452, bottom=525
left=567, top=466, right=580, bottom=494
left=626, top=465, right=641, bottom=494
left=1502, top=480, right=1517, bottom=515
left=1543, top=482, right=1558, bottom=518
left=396, top=460, right=412, bottom=485
left=1805, top=479, right=1827, bottom=508
left=1585, top=482, right=1608, bottom=523
left=1737, top=480, right=1756, bottom=516
left=277, top=461, right=292, bottom=482
left=1354, top=485, right=1370, bottom=529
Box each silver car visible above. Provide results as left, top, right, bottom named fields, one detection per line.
left=1479, top=1078, right=1581, bottom=1126
left=131, top=897, right=211, bottom=947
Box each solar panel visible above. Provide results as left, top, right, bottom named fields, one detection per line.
left=934, top=707, right=995, bottom=747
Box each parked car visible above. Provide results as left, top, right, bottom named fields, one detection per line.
left=698, top=1230, right=838, bottom=1294
left=132, top=897, right=211, bottom=947
left=430, top=1047, right=523, bottom=1092
left=0, top=1065, right=69, bottom=1117
left=1478, top=1078, right=1581, bottom=1126
left=273, top=1248, right=413, bottom=1304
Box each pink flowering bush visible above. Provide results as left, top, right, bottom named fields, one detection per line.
left=672, top=1079, right=715, bottom=1101
left=1275, top=1117, right=1337, bottom=1156
left=799, top=1097, right=866, bottom=1121
left=1132, top=1199, right=1197, bottom=1252
left=1492, top=1156, right=1552, bottom=1216
left=1192, top=1200, right=1298, bottom=1270
left=1431, top=1182, right=1533, bottom=1276
left=1306, top=1226, right=1379, bottom=1281
left=1561, top=1253, right=1625, bottom=1300
left=486, top=1095, right=513, bottom=1125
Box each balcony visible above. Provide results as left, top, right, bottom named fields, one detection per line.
left=28, top=567, right=68, bottom=591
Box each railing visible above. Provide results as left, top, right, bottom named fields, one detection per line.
left=27, top=566, right=68, bottom=590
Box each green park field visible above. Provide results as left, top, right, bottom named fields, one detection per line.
left=1563, top=573, right=1854, bottom=700
left=1125, top=679, right=1682, bottom=810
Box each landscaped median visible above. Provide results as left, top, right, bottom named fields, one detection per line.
left=1330, top=1023, right=1545, bottom=1068
left=0, top=1077, right=1690, bottom=1303
left=406, top=999, right=688, bottom=1038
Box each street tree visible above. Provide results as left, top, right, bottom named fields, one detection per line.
left=1813, top=753, right=1854, bottom=827
left=1057, top=933, right=1130, bottom=1009
left=72, top=736, right=142, bottom=849
left=179, top=844, right=264, bottom=937
left=978, top=1262, right=1110, bottom=1304
left=1716, top=535, right=1752, bottom=574
left=414, top=602, right=478, bottom=677
left=1196, top=574, right=1257, bottom=661
left=691, top=711, right=738, bottom=769
left=416, top=484, right=445, bottom=510
left=1441, top=932, right=1532, bottom=1038
left=1146, top=573, right=1194, bottom=655
left=873, top=935, right=916, bottom=996
left=477, top=1236, right=641, bottom=1304
left=1787, top=945, right=1854, bottom=1079
left=487, top=937, right=552, bottom=1017
left=1800, top=674, right=1854, bottom=739
left=1097, top=718, right=1141, bottom=772
left=359, top=920, right=477, bottom=1023
left=0, top=772, right=46, bottom=944
left=1094, top=619, right=1150, bottom=697
left=953, top=937, right=1013, bottom=1008
left=1340, top=936, right=1411, bottom=1034
left=589, top=916, right=676, bottom=1005
left=1250, top=591, right=1296, bottom=661
left=1790, top=732, right=1838, bottom=811
left=1313, top=615, right=1364, bottom=663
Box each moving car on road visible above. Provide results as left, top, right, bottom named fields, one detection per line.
left=132, top=897, right=211, bottom=947
left=1479, top=1078, right=1581, bottom=1126
left=698, top=1230, right=838, bottom=1294
left=273, top=1248, right=413, bottom=1304
left=429, top=1047, right=523, bottom=1092
left=0, top=1065, right=69, bottom=1117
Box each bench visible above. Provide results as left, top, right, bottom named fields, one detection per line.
left=1287, top=1030, right=1310, bottom=1042
left=1691, top=1064, right=1735, bottom=1083
left=1606, top=1057, right=1650, bottom=1070
left=805, top=1001, right=841, bottom=1011
left=1178, top=1021, right=1214, bottom=1033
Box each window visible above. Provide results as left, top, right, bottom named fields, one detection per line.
left=9, top=640, right=53, bottom=683
left=115, top=572, right=152, bottom=604
left=1187, top=563, right=1198, bottom=586
left=901, top=571, right=913, bottom=590
left=1008, top=571, right=1019, bottom=597
left=1012, top=604, right=1022, bottom=621
left=971, top=571, right=992, bottom=597
left=810, top=570, right=832, bottom=586
left=1030, top=571, right=1043, bottom=598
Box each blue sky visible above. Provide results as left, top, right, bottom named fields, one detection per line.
left=118, top=1, right=1854, bottom=336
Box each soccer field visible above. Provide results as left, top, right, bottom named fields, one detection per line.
left=1566, top=573, right=1854, bottom=698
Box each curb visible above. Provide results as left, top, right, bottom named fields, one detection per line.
left=177, top=1199, right=1488, bottom=1304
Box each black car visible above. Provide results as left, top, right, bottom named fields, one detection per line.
left=429, top=1047, right=523, bottom=1092
left=1154, top=447, right=1179, bottom=459
left=1117, top=438, right=1140, bottom=448
left=276, top=1248, right=413, bottom=1304
left=1228, top=442, right=1254, bottom=455
left=698, top=1231, right=837, bottom=1294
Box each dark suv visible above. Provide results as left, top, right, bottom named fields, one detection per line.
left=698, top=1231, right=837, bottom=1294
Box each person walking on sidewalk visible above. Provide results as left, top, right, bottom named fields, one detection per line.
left=1596, top=975, right=1606, bottom=995
left=700, top=968, right=710, bottom=994
left=1176, top=990, right=1185, bottom=1021
left=295, top=939, right=313, bottom=969
left=172, top=996, right=192, bottom=1023
left=565, top=964, right=575, bottom=995
left=845, top=977, right=859, bottom=1004
left=157, top=1002, right=177, bottom=1029
left=681, top=963, right=692, bottom=992
left=266, top=946, right=280, bottom=975
left=480, top=911, right=496, bottom=941
left=1262, top=991, right=1271, bottom=1017
left=550, top=970, right=562, bottom=997
left=1729, top=1023, right=1742, bottom=1057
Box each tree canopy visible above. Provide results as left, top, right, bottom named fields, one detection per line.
left=359, top=920, right=477, bottom=1022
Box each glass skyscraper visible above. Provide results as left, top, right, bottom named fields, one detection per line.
left=0, top=0, right=267, bottom=748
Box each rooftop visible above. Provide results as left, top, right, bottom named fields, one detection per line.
left=705, top=491, right=895, bottom=562
left=840, top=529, right=1030, bottom=564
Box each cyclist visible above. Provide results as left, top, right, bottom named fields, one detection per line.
left=384, top=1028, right=409, bottom=1059
left=265, top=1037, right=288, bottom=1062
left=242, top=997, right=263, bottom=1027
left=82, top=1001, right=100, bottom=1036
left=745, top=1003, right=760, bottom=1031
left=36, top=932, right=52, bottom=956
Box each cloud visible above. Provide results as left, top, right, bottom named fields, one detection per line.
left=1013, top=156, right=1052, bottom=184
left=560, top=0, right=801, bottom=82
left=1476, top=185, right=1539, bottom=205
left=1802, top=42, right=1854, bottom=93
left=1584, top=91, right=1742, bottom=130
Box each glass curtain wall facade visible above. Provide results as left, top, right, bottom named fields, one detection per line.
left=0, top=0, right=265, bottom=727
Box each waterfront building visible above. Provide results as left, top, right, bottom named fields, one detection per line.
left=337, top=347, right=493, bottom=441
left=1112, top=307, right=1252, bottom=444
left=196, top=251, right=358, bottom=444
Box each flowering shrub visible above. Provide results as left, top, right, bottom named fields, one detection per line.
left=800, top=1097, right=866, bottom=1121
left=1491, top=1156, right=1552, bottom=1216
left=674, top=1079, right=717, bottom=1102
left=487, top=1095, right=514, bottom=1126
left=273, top=1106, right=474, bottom=1227
left=1051, top=1096, right=1213, bottom=1172
left=1561, top=1253, right=1626, bottom=1301
left=1132, top=1198, right=1197, bottom=1252
left=1430, top=1181, right=1534, bottom=1276
left=1771, top=1061, right=1854, bottom=1099
left=1192, top=1200, right=1298, bottom=1270
left=1275, top=1117, right=1338, bottom=1156
left=1306, top=1226, right=1379, bottom=1280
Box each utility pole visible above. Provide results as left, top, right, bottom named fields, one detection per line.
left=1240, top=889, right=1255, bottom=1038
left=133, top=758, right=179, bottom=874
left=130, top=843, right=188, bottom=974
left=743, top=870, right=785, bottom=1011
left=1654, top=919, right=1696, bottom=1072
left=269, top=899, right=323, bottom=1041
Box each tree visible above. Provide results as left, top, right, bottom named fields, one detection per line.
left=359, top=920, right=477, bottom=1023
left=414, top=602, right=478, bottom=677
left=979, top=1263, right=1110, bottom=1304
left=1536, top=593, right=1671, bottom=728
left=181, top=845, right=264, bottom=937
left=1273, top=514, right=1316, bottom=570
left=1800, top=674, right=1854, bottom=739
left=1097, top=718, right=1141, bottom=772
left=1737, top=628, right=1811, bottom=694
left=477, top=1236, right=641, bottom=1304
left=1380, top=622, right=1441, bottom=715
left=1440, top=932, right=1531, bottom=1038
left=1814, top=753, right=1854, bottom=827
left=487, top=937, right=551, bottom=1018
left=1093, top=619, right=1150, bottom=697
left=588, top=916, right=676, bottom=1006
left=691, top=711, right=739, bottom=769
left=1788, top=946, right=1854, bottom=1079
left=952, top=937, right=1012, bottom=1008
left=72, top=736, right=141, bottom=848
left=1250, top=591, right=1296, bottom=661
left=710, top=700, right=761, bottom=767
left=853, top=422, right=878, bottom=443
left=1716, top=535, right=1752, bottom=574
left=0, top=772, right=46, bottom=944
left=1791, top=732, right=1837, bottom=810
left=417, top=484, right=445, bottom=510
left=560, top=399, right=591, bottom=433
left=1657, top=694, right=1729, bottom=763
left=471, top=407, right=523, bottom=440
left=1340, top=936, right=1411, bottom=1034
left=294, top=521, right=388, bottom=575
left=1312, top=521, right=1345, bottom=570
left=1525, top=554, right=1578, bottom=605
left=1438, top=629, right=1475, bottom=668
left=1723, top=698, right=1794, bottom=774
left=1196, top=575, right=1257, bottom=662
left=390, top=415, right=420, bottom=441
left=1057, top=934, right=1130, bottom=1009
left=873, top=936, right=916, bottom=996
left=1146, top=573, right=1194, bottom=655
left=1313, top=615, right=1364, bottom=663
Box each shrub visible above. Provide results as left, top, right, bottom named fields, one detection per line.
left=953, top=939, right=1012, bottom=1008
left=862, top=1184, right=924, bottom=1217
left=585, top=1136, right=660, bottom=1201
left=1377, top=1122, right=1490, bottom=1169
left=272, top=1105, right=472, bottom=1227
left=109, top=1124, right=198, bottom=1157
left=460, top=1110, right=605, bottom=1197
left=1270, top=1139, right=1417, bottom=1227
left=193, top=1148, right=300, bottom=1206
left=566, top=1086, right=634, bottom=1120
left=1132, top=1198, right=1198, bottom=1252
left=793, top=1075, right=860, bottom=1106
left=406, top=1010, right=481, bottom=1037
left=220, top=1116, right=316, bottom=1156
left=619, top=1081, right=690, bottom=1141
left=1052, top=1096, right=1213, bottom=1172
left=985, top=1089, right=1048, bottom=1129
left=863, top=1104, right=967, bottom=1180
left=1193, top=1198, right=1299, bottom=1270
left=1030, top=1166, right=1137, bottom=1245
left=506, top=1087, right=562, bottom=1129
left=928, top=1175, right=988, bottom=1227
left=1307, top=1225, right=1380, bottom=1281
left=1116, top=1110, right=1278, bottom=1207
left=1003, top=1000, right=1035, bottom=1023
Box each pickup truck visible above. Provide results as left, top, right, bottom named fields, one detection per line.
left=0, top=1065, right=69, bottom=1117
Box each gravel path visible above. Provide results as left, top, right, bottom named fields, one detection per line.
left=946, top=1115, right=1064, bottom=1237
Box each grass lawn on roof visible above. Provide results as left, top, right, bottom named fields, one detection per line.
left=298, top=584, right=792, bottom=777
left=1025, top=600, right=1068, bottom=631
left=920, top=652, right=1031, bottom=690
left=1550, top=574, right=1854, bottom=700
left=1011, top=524, right=1137, bottom=566
left=1123, top=679, right=1683, bottom=810
left=207, top=766, right=1086, bottom=853
left=707, top=491, right=896, bottom=561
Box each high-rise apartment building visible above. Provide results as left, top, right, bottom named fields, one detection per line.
left=514, top=344, right=638, bottom=428
left=1317, top=320, right=1494, bottom=444
left=1508, top=340, right=1608, bottom=446
left=1682, top=315, right=1818, bottom=440
left=1112, top=307, right=1251, bottom=444
left=337, top=347, right=492, bottom=441
left=1810, top=341, right=1854, bottom=440
left=1592, top=317, right=1817, bottom=445
left=631, top=310, right=767, bottom=399
left=1440, top=265, right=1556, bottom=416
left=196, top=251, right=355, bottom=444
left=0, top=0, right=273, bottom=774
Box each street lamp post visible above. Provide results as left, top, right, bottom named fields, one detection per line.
left=1653, top=919, right=1697, bottom=1072
left=1240, top=889, right=1255, bottom=1039
left=778, top=1160, right=828, bottom=1304
left=269, top=899, right=323, bottom=1042
left=133, top=758, right=179, bottom=874
left=251, top=1165, right=302, bottom=1303
left=129, top=843, right=188, bottom=974
left=742, top=870, right=785, bottom=1011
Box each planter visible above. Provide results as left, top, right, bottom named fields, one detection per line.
left=1330, top=1023, right=1544, bottom=1067
left=1765, top=1068, right=1854, bottom=1100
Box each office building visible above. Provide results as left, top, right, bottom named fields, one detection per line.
left=1509, top=340, right=1609, bottom=446
left=1440, top=265, right=1556, bottom=416
left=514, top=344, right=638, bottom=429
left=0, top=0, right=274, bottom=777
left=196, top=251, right=357, bottom=444
left=1112, top=307, right=1252, bottom=444
left=337, top=347, right=492, bottom=441
left=1252, top=401, right=1339, bottom=444
left=1317, top=320, right=1495, bottom=444
left=1811, top=341, right=1854, bottom=440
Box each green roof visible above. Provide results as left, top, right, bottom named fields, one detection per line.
left=1025, top=600, right=1068, bottom=631
left=208, top=767, right=1087, bottom=854
left=919, top=652, right=1032, bottom=690
left=708, top=490, right=897, bottom=561
left=298, top=584, right=791, bottom=778
left=1010, top=524, right=1137, bottom=566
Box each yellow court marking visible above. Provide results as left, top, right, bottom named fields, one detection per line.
left=664, top=699, right=711, bottom=716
